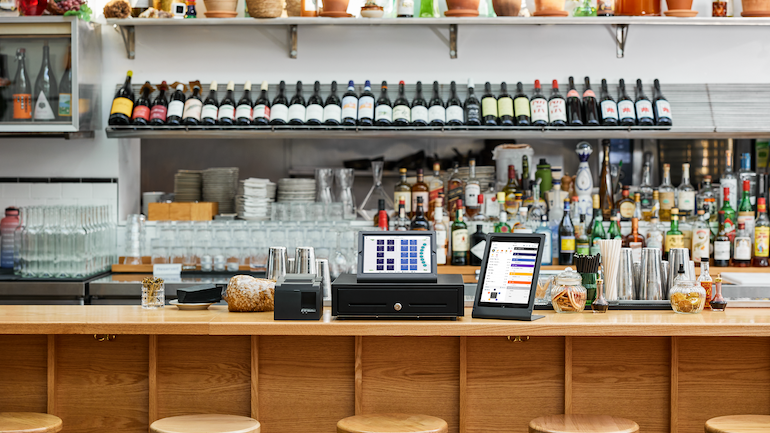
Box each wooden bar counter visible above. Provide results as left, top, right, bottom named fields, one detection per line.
left=2, top=306, right=770, bottom=433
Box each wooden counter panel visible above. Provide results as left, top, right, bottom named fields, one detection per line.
left=677, top=337, right=770, bottom=433
left=54, top=335, right=149, bottom=433
left=258, top=336, right=355, bottom=433
left=572, top=337, right=670, bottom=433
left=0, top=335, right=47, bottom=413
left=465, top=337, right=565, bottom=433
left=156, top=336, right=251, bottom=419
left=361, top=337, right=460, bottom=433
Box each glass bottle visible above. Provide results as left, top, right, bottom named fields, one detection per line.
left=676, top=163, right=696, bottom=220
left=608, top=215, right=621, bottom=240
left=395, top=197, right=409, bottom=231
left=484, top=182, right=498, bottom=223
left=646, top=218, right=664, bottom=254
left=754, top=197, right=770, bottom=267
left=697, top=175, right=717, bottom=223
left=665, top=209, right=684, bottom=261
left=536, top=214, right=552, bottom=265
left=639, top=163, right=654, bottom=219
left=599, top=141, right=614, bottom=220
left=418, top=0, right=438, bottom=18
left=650, top=189, right=661, bottom=221
left=434, top=198, right=447, bottom=265
left=481, top=82, right=498, bottom=126
left=548, top=80, right=567, bottom=127
left=427, top=163, right=444, bottom=221
left=710, top=274, right=727, bottom=311
left=692, top=210, right=710, bottom=264
left=411, top=168, right=429, bottom=219
left=559, top=200, right=575, bottom=265
left=738, top=179, right=755, bottom=242
left=57, top=207, right=73, bottom=278
left=659, top=163, right=675, bottom=222
left=720, top=149, right=737, bottom=211
left=394, top=168, right=411, bottom=217
left=503, top=164, right=520, bottom=217
left=622, top=217, right=645, bottom=262
left=530, top=80, right=548, bottom=127
left=72, top=207, right=87, bottom=278
left=590, top=195, right=605, bottom=256
left=739, top=152, right=758, bottom=207
left=714, top=210, right=731, bottom=267
left=633, top=192, right=643, bottom=221
left=465, top=159, right=481, bottom=219
left=13, top=207, right=25, bottom=275
left=22, top=207, right=38, bottom=277
left=617, top=185, right=635, bottom=221
left=373, top=199, right=389, bottom=228
left=494, top=192, right=511, bottom=233
left=451, top=200, right=468, bottom=266
left=13, top=49, right=32, bottom=122
left=576, top=215, right=590, bottom=256
left=446, top=162, right=464, bottom=217
left=410, top=197, right=431, bottom=231
left=497, top=82, right=514, bottom=126
left=733, top=222, right=752, bottom=267
left=592, top=278, right=609, bottom=313
left=464, top=79, right=481, bottom=126
left=470, top=224, right=485, bottom=266
left=697, top=258, right=713, bottom=309
left=721, top=186, right=737, bottom=245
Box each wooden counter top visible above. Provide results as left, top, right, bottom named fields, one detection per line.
left=3, top=305, right=770, bottom=336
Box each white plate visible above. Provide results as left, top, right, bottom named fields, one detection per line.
left=170, top=300, right=215, bottom=310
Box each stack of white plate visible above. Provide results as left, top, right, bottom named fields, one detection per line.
left=236, top=178, right=277, bottom=221
left=174, top=170, right=202, bottom=202
left=277, top=178, right=316, bottom=202
left=456, top=166, right=496, bottom=188
left=202, top=167, right=239, bottom=214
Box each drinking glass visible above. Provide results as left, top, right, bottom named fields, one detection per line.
left=151, top=239, right=169, bottom=264
left=328, top=203, right=344, bottom=221
left=335, top=168, right=356, bottom=220
left=290, top=202, right=307, bottom=221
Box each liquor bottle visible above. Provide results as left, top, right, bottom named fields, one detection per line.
left=665, top=209, right=684, bottom=260
left=200, top=81, right=218, bottom=126
left=395, top=197, right=409, bottom=231
left=634, top=79, right=654, bottom=126
left=617, top=185, right=635, bottom=221
left=131, top=82, right=152, bottom=126
left=577, top=215, right=590, bottom=255
left=410, top=196, right=431, bottom=231
left=721, top=187, right=737, bottom=245
left=720, top=149, right=738, bottom=211
left=559, top=200, right=575, bottom=265
left=446, top=81, right=464, bottom=126
left=394, top=168, right=412, bottom=216
left=357, top=80, right=375, bottom=126
left=589, top=195, right=605, bottom=256
left=733, top=221, right=752, bottom=266
left=638, top=163, right=653, bottom=219
left=108, top=70, right=133, bottom=125
left=714, top=210, right=731, bottom=267
left=219, top=81, right=237, bottom=126
left=497, top=82, right=514, bottom=126
left=235, top=81, right=253, bottom=126
left=494, top=192, right=511, bottom=233
left=58, top=48, right=72, bottom=119
left=739, top=152, right=758, bottom=206
left=469, top=225, right=485, bottom=266
left=513, top=82, right=531, bottom=126
left=608, top=215, right=622, bottom=240
left=374, top=81, right=393, bottom=126
left=323, top=81, right=341, bottom=125
left=484, top=183, right=498, bottom=222
left=340, top=80, right=358, bottom=126
left=411, top=168, right=429, bottom=218
left=287, top=81, right=306, bottom=126
left=481, top=82, right=498, bottom=126
left=633, top=192, right=643, bottom=221
left=692, top=210, right=710, bottom=263
left=652, top=79, right=672, bottom=126
left=464, top=158, right=482, bottom=219
left=676, top=163, right=696, bottom=219
left=566, top=76, right=583, bottom=126
left=428, top=162, right=444, bottom=220
left=149, top=81, right=168, bottom=126
left=373, top=199, right=389, bottom=229
left=270, top=81, right=289, bottom=125
left=623, top=217, right=646, bottom=262
left=451, top=200, right=469, bottom=266
left=165, top=84, right=185, bottom=126
left=464, top=79, right=481, bottom=126
left=446, top=162, right=464, bottom=217
left=434, top=198, right=448, bottom=265
left=738, top=179, right=755, bottom=243
left=521, top=155, right=530, bottom=193
left=753, top=197, right=769, bottom=267
left=33, top=41, right=57, bottom=121
left=393, top=81, right=411, bottom=127
left=182, top=83, right=203, bottom=126
left=548, top=80, right=567, bottom=127
left=697, top=175, right=717, bottom=222
left=536, top=214, right=553, bottom=264
left=646, top=218, right=664, bottom=253
left=427, top=81, right=446, bottom=126
left=650, top=189, right=661, bottom=221
left=411, top=81, right=429, bottom=127
left=599, top=79, right=619, bottom=126
left=305, top=81, right=324, bottom=126
left=582, top=77, right=600, bottom=126
left=397, top=0, right=414, bottom=17
left=659, top=163, right=675, bottom=222
left=697, top=259, right=713, bottom=308
left=617, top=78, right=636, bottom=126
left=599, top=142, right=614, bottom=219
left=500, top=164, right=518, bottom=217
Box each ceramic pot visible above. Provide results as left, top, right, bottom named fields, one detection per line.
left=446, top=0, right=481, bottom=13
left=492, top=0, right=521, bottom=15
left=743, top=0, right=770, bottom=11
left=534, top=0, right=564, bottom=12
left=323, top=0, right=349, bottom=12
left=204, top=0, right=237, bottom=11
left=665, top=0, right=692, bottom=9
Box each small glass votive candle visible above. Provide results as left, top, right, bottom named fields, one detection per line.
left=141, top=277, right=165, bottom=309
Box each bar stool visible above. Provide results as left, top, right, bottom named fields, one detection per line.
left=150, top=415, right=260, bottom=433
left=529, top=414, right=639, bottom=433
left=0, top=412, right=62, bottom=433
left=337, top=413, right=448, bottom=433
left=705, top=415, right=770, bottom=433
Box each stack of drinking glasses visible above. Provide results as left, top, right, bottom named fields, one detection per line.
left=124, top=214, right=145, bottom=266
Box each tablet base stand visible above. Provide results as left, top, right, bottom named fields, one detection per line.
left=472, top=309, right=545, bottom=321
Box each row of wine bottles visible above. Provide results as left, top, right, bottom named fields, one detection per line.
left=108, top=74, right=673, bottom=128
left=5, top=45, right=73, bottom=122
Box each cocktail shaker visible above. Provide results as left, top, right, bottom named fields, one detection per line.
left=617, top=248, right=635, bottom=300
left=640, top=248, right=664, bottom=300
left=266, top=246, right=288, bottom=281
left=294, top=246, right=317, bottom=274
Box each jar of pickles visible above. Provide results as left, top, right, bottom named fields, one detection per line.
left=551, top=268, right=587, bottom=313
left=669, top=279, right=706, bottom=314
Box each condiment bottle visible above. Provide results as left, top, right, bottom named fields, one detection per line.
left=710, top=274, right=727, bottom=312
left=592, top=278, right=609, bottom=313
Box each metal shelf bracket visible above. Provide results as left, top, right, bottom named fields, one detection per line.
left=114, top=24, right=135, bottom=59
left=449, top=24, right=457, bottom=59
left=612, top=24, right=628, bottom=58
left=289, top=24, right=298, bottom=58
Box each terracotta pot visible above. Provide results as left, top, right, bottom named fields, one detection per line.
left=204, top=0, right=237, bottom=11
left=665, top=0, right=692, bottom=9
left=322, top=0, right=349, bottom=12
left=446, top=0, right=481, bottom=12
left=534, top=0, right=564, bottom=12
left=492, top=0, right=521, bottom=15
left=743, top=0, right=770, bottom=11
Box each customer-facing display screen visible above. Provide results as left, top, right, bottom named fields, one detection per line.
left=478, top=240, right=540, bottom=306
left=361, top=234, right=432, bottom=274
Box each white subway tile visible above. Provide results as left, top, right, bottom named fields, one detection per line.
left=92, top=183, right=118, bottom=201
left=61, top=183, right=93, bottom=199
left=3, top=183, right=30, bottom=199
left=30, top=183, right=62, bottom=199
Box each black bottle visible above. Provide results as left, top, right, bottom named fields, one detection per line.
left=464, top=80, right=481, bottom=126
left=566, top=76, right=583, bottom=126
left=583, top=77, right=601, bottom=126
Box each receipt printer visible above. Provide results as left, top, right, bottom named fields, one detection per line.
left=274, top=274, right=323, bottom=320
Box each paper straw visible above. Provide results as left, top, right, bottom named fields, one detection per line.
left=598, top=239, right=622, bottom=301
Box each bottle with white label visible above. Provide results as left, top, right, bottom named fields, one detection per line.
left=323, top=81, right=342, bottom=125
left=691, top=210, right=710, bottom=263
left=513, top=82, right=531, bottom=126
left=341, top=80, right=358, bottom=126
left=464, top=79, right=481, bottom=126
left=200, top=81, right=218, bottom=126
left=617, top=78, right=636, bottom=126
left=434, top=198, right=447, bottom=265
left=548, top=79, right=567, bottom=127
left=652, top=78, right=672, bottom=126
left=287, top=81, right=306, bottom=126
left=33, top=42, right=57, bottom=121
left=411, top=81, right=429, bottom=126
left=397, top=0, right=414, bottom=16
left=530, top=80, right=548, bottom=127
left=305, top=81, right=323, bottom=126
left=182, top=83, right=203, bottom=126
left=374, top=81, right=392, bottom=126
left=481, top=82, right=498, bottom=126
left=465, top=159, right=481, bottom=219
left=358, top=80, right=375, bottom=126
left=734, top=221, right=752, bottom=265
left=235, top=81, right=253, bottom=126
left=634, top=79, right=654, bottom=126
left=252, top=81, right=270, bottom=125
left=599, top=79, right=619, bottom=126
left=393, top=81, right=411, bottom=127
left=676, top=163, right=696, bottom=219
left=217, top=82, right=236, bottom=126
left=428, top=81, right=445, bottom=126
left=270, top=80, right=289, bottom=125
left=498, top=82, right=514, bottom=126
left=445, top=81, right=464, bottom=126
left=166, top=84, right=186, bottom=126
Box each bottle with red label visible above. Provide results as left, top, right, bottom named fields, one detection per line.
left=582, top=76, right=600, bottom=126
left=530, top=79, right=548, bottom=127
left=599, top=79, right=619, bottom=126
left=548, top=79, right=567, bottom=127
left=617, top=78, right=636, bottom=126
left=131, top=81, right=152, bottom=126
left=652, top=78, right=672, bottom=126
left=149, top=81, right=169, bottom=126
left=634, top=79, right=655, bottom=126
left=566, top=76, right=583, bottom=126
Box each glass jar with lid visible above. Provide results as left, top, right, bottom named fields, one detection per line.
left=551, top=267, right=587, bottom=313
left=670, top=279, right=706, bottom=314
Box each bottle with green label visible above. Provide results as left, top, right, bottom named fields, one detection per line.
left=590, top=195, right=605, bottom=256
left=497, top=82, right=514, bottom=126
left=451, top=200, right=468, bottom=266
left=608, top=215, right=621, bottom=240
left=576, top=214, right=590, bottom=255
left=513, top=82, right=531, bottom=126
left=665, top=209, right=684, bottom=260
left=481, top=82, right=498, bottom=126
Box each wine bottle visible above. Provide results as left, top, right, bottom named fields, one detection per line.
left=599, top=79, right=619, bottom=126
left=548, top=80, right=567, bottom=127
left=341, top=80, right=358, bottom=126
left=583, top=77, right=600, bottom=126
left=513, top=81, right=530, bottom=126
left=182, top=83, right=203, bottom=126
left=374, top=81, right=392, bottom=126
left=446, top=81, right=464, bottom=126
left=0, top=55, right=9, bottom=122
left=530, top=79, right=548, bottom=127
left=652, top=79, right=672, bottom=126
left=497, top=82, right=514, bottom=126
left=235, top=81, right=253, bottom=126
left=131, top=82, right=152, bottom=126
left=305, top=81, right=324, bottom=126
left=288, top=81, right=306, bottom=126
left=617, top=78, right=636, bottom=126
left=253, top=81, right=270, bottom=125
left=411, top=81, right=429, bottom=127
left=108, top=70, right=134, bottom=126
left=57, top=47, right=72, bottom=120
left=393, top=81, right=411, bottom=127
left=358, top=80, right=375, bottom=126
left=566, top=76, right=583, bottom=126
left=428, top=81, right=445, bottom=126
left=33, top=41, right=57, bottom=121
left=200, top=81, right=219, bottom=126
left=634, top=79, right=654, bottom=126
left=165, top=83, right=185, bottom=126
left=149, top=81, right=168, bottom=126
left=323, top=80, right=342, bottom=125
left=397, top=0, right=413, bottom=17
left=464, top=79, right=481, bottom=126
left=270, top=81, right=289, bottom=125
left=218, top=81, right=236, bottom=126
left=481, top=81, right=498, bottom=126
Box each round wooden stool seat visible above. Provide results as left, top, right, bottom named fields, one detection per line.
left=150, top=415, right=260, bottom=433
left=337, top=413, right=448, bottom=433
left=529, top=414, right=639, bottom=433
left=705, top=415, right=770, bottom=433
left=0, top=413, right=62, bottom=433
